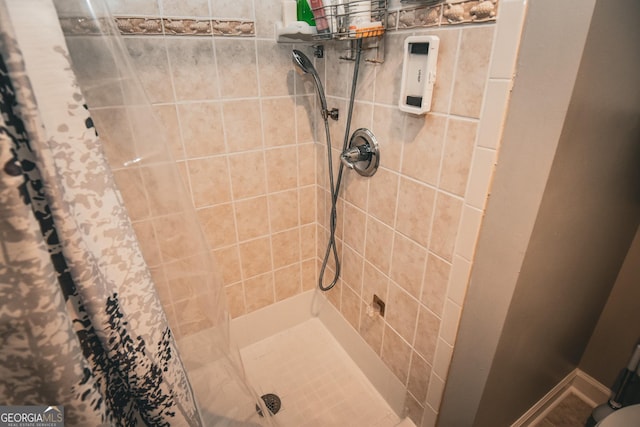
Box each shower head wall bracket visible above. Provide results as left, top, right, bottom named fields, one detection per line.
left=341, top=128, right=380, bottom=177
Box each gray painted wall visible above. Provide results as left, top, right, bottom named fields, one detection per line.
left=439, top=0, right=640, bottom=425
left=581, top=226, right=640, bottom=388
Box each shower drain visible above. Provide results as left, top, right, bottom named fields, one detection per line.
left=256, top=393, right=281, bottom=417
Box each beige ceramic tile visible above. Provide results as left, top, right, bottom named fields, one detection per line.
left=91, top=108, right=136, bottom=169
left=187, top=156, right=231, bottom=207
left=228, top=151, right=266, bottom=200
left=406, top=392, right=425, bottom=427
left=268, top=189, right=299, bottom=232
left=274, top=263, right=302, bottom=301
left=124, top=37, right=173, bottom=104
left=244, top=272, right=275, bottom=313
left=161, top=0, right=209, bottom=17
left=168, top=274, right=208, bottom=303
left=343, top=172, right=369, bottom=212
left=341, top=245, right=364, bottom=295
left=374, top=32, right=405, bottom=106
left=440, top=299, right=462, bottom=345
left=257, top=41, right=294, bottom=97
left=364, top=217, right=394, bottom=276
left=178, top=102, right=226, bottom=157
left=361, top=261, right=389, bottom=306
left=429, top=192, right=463, bottom=262
left=390, top=233, right=427, bottom=299
left=430, top=29, right=461, bottom=114
left=465, top=147, right=497, bottom=209
left=299, top=186, right=315, bottom=225
left=132, top=220, right=161, bottom=267
left=254, top=0, right=278, bottom=38
left=440, top=118, right=478, bottom=196
left=414, top=305, right=441, bottom=364
left=224, top=282, right=246, bottom=318
left=367, top=168, right=399, bottom=227
left=166, top=38, right=219, bottom=101
left=297, top=142, right=315, bottom=186
left=396, top=178, right=436, bottom=247
left=371, top=105, right=405, bottom=172
left=421, top=405, right=438, bottom=427
left=239, top=237, right=272, bottom=278
left=433, top=338, right=454, bottom=379
left=212, top=245, right=242, bottom=285
left=215, top=38, right=259, bottom=98
left=359, top=299, right=384, bottom=355
left=386, top=282, right=420, bottom=344
left=234, top=196, right=270, bottom=241
left=262, top=97, right=296, bottom=147
left=342, top=203, right=367, bottom=256
left=197, top=204, right=237, bottom=248
left=477, top=79, right=511, bottom=150
left=265, top=146, right=298, bottom=192
left=175, top=295, right=214, bottom=337
left=223, top=99, right=263, bottom=153
left=300, top=224, right=316, bottom=260
left=402, top=114, right=447, bottom=187
left=153, top=104, right=183, bottom=161
left=140, top=164, right=185, bottom=216
left=447, top=255, right=471, bottom=306
left=153, top=214, right=202, bottom=263
left=421, top=253, right=450, bottom=317
left=301, top=258, right=316, bottom=291
left=455, top=205, right=483, bottom=261
left=408, top=352, right=432, bottom=403
left=450, top=26, right=495, bottom=118
left=341, top=284, right=362, bottom=331
left=113, top=168, right=150, bottom=220
left=381, top=325, right=412, bottom=384
left=295, top=95, right=315, bottom=144
left=271, top=228, right=300, bottom=269
left=426, top=373, right=446, bottom=414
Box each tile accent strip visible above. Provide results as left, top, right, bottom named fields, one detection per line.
left=59, top=16, right=255, bottom=37
left=387, top=0, right=498, bottom=31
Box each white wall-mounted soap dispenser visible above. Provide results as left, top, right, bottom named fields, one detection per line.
left=398, top=35, right=439, bottom=115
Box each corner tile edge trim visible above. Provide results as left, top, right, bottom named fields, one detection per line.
left=59, top=16, right=255, bottom=37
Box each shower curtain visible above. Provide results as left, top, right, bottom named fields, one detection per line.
left=0, top=2, right=202, bottom=426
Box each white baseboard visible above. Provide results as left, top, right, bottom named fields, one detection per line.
left=230, top=289, right=406, bottom=417
left=511, top=369, right=610, bottom=426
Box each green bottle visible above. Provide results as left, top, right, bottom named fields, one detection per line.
left=297, top=0, right=316, bottom=26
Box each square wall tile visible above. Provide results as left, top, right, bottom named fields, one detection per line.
left=390, top=233, right=427, bottom=299
left=223, top=100, right=263, bottom=153
left=477, top=79, right=511, bottom=149
left=197, top=203, right=237, bottom=248
left=265, top=146, right=298, bottom=192
left=215, top=38, right=259, bottom=98
left=465, top=147, right=497, bottom=209
left=429, top=192, right=463, bottom=262
left=228, top=151, right=267, bottom=199
left=430, top=28, right=461, bottom=114
left=367, top=168, right=399, bottom=227
left=455, top=205, right=483, bottom=261
left=239, top=237, right=272, bottom=278
left=178, top=102, right=225, bottom=157
left=271, top=228, right=301, bottom=269
left=166, top=38, right=219, bottom=101
left=124, top=37, right=173, bottom=104
left=235, top=196, right=270, bottom=241
left=421, top=253, right=450, bottom=317
left=402, top=114, right=447, bottom=187
left=386, top=283, right=420, bottom=343
left=447, top=255, right=471, bottom=306
left=262, top=97, right=296, bottom=147
left=439, top=118, right=477, bottom=196
left=213, top=245, right=242, bottom=285
left=450, top=26, right=495, bottom=118
left=396, top=178, right=436, bottom=247
left=269, top=189, right=299, bottom=232
left=274, top=263, right=302, bottom=301
left=381, top=326, right=412, bottom=384
left=365, top=217, right=394, bottom=276
left=372, top=105, right=405, bottom=172
left=244, top=272, right=275, bottom=312
left=414, top=305, right=440, bottom=364
left=257, top=41, right=295, bottom=97
left=187, top=156, right=231, bottom=207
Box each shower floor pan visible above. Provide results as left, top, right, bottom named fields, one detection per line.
left=241, top=318, right=402, bottom=427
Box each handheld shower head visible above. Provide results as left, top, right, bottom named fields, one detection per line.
left=292, top=49, right=328, bottom=113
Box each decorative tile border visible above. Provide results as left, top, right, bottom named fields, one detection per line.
left=59, top=16, right=255, bottom=37
left=387, top=0, right=498, bottom=31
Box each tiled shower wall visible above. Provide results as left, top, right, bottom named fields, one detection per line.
left=86, top=0, right=518, bottom=426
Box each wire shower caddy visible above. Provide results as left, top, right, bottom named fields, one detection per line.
left=311, top=0, right=388, bottom=62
